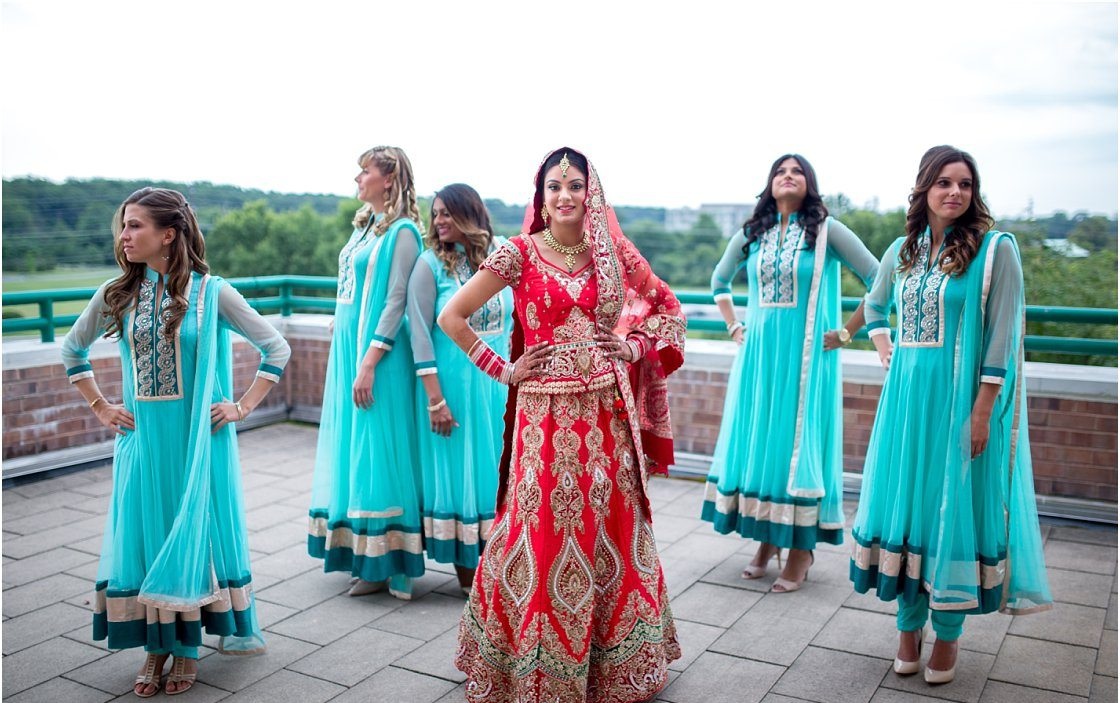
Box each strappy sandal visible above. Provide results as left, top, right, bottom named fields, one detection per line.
left=771, top=550, right=815, bottom=593
left=164, top=656, right=197, bottom=696
left=133, top=653, right=166, bottom=698
left=742, top=544, right=783, bottom=580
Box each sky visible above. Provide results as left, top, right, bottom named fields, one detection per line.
left=3, top=1, right=1117, bottom=218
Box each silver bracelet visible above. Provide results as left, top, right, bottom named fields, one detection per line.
left=427, top=398, right=447, bottom=412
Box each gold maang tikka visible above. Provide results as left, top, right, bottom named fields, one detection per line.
left=559, top=152, right=571, bottom=178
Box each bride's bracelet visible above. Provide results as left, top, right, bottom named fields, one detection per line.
left=624, top=333, right=651, bottom=362
left=468, top=338, right=515, bottom=385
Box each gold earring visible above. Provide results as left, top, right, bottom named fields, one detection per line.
left=541, top=205, right=550, bottom=224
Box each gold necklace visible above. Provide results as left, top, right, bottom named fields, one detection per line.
left=541, top=228, right=590, bottom=272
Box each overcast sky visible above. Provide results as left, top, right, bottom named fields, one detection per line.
left=4, top=1, right=1116, bottom=218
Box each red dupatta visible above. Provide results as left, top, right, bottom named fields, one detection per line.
left=496, top=148, right=685, bottom=505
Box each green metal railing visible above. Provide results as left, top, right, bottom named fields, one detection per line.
left=4, top=277, right=1117, bottom=357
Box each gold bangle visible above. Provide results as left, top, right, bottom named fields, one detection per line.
left=89, top=396, right=106, bottom=410
left=235, top=401, right=245, bottom=421
left=427, top=398, right=447, bottom=412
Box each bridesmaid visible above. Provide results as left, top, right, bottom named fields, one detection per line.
left=62, top=188, right=288, bottom=696
left=850, top=145, right=1052, bottom=684
left=308, top=146, right=425, bottom=600
left=407, top=183, right=513, bottom=594
left=702, top=154, right=878, bottom=592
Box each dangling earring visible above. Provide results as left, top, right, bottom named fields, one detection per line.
left=541, top=205, right=550, bottom=224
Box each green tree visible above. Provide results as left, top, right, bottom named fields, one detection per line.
left=1068, top=216, right=1118, bottom=252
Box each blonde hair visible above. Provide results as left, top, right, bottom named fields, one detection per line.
left=353, top=146, right=422, bottom=235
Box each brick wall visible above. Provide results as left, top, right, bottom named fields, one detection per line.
left=3, top=338, right=288, bottom=461
left=667, top=348, right=1118, bottom=503
left=4, top=321, right=1116, bottom=503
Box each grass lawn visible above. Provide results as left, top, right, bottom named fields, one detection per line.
left=3, top=267, right=119, bottom=337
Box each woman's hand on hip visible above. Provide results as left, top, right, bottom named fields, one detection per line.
left=510, top=342, right=552, bottom=384
left=94, top=402, right=134, bottom=436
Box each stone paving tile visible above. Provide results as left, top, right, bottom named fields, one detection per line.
left=1089, top=674, right=1117, bottom=703
left=1007, top=602, right=1105, bottom=648
left=657, top=486, right=709, bottom=520
left=647, top=475, right=702, bottom=502
left=1106, top=592, right=1117, bottom=631
left=249, top=543, right=319, bottom=580
left=253, top=598, right=300, bottom=630
left=659, top=532, right=745, bottom=567
left=772, top=646, right=889, bottom=703
left=241, top=485, right=299, bottom=512
left=869, top=691, right=947, bottom=703
left=652, top=513, right=707, bottom=543
left=3, top=572, right=90, bottom=617
left=709, top=607, right=824, bottom=667
left=3, top=601, right=92, bottom=655
left=2, top=547, right=98, bottom=587
left=254, top=568, right=349, bottom=610
left=391, top=627, right=467, bottom=684
left=434, top=683, right=469, bottom=702
left=287, top=626, right=424, bottom=686
left=105, top=681, right=231, bottom=702
left=5, top=676, right=114, bottom=703
left=371, top=592, right=467, bottom=641
left=195, top=632, right=317, bottom=692
left=812, top=607, right=897, bottom=660
left=1095, top=628, right=1116, bottom=677
left=977, top=680, right=1087, bottom=703
left=2, top=636, right=108, bottom=697
left=266, top=592, right=397, bottom=645
left=948, top=612, right=1013, bottom=656
left=220, top=668, right=344, bottom=703
left=667, top=618, right=725, bottom=672
left=661, top=555, right=720, bottom=599
left=65, top=647, right=174, bottom=697
left=244, top=502, right=308, bottom=534
left=1048, top=567, right=1115, bottom=608
left=844, top=590, right=898, bottom=616
left=1050, top=526, right=1118, bottom=547
left=659, top=651, right=785, bottom=703
left=2, top=522, right=103, bottom=559
left=988, top=635, right=1096, bottom=697
left=1043, top=540, right=1117, bottom=576
left=69, top=494, right=111, bottom=515
left=670, top=582, right=762, bottom=627
left=3, top=507, right=99, bottom=536
left=700, top=549, right=782, bottom=594
left=329, top=665, right=457, bottom=703
left=8, top=477, right=95, bottom=500
left=747, top=583, right=853, bottom=627
left=245, top=522, right=305, bottom=554
left=69, top=534, right=106, bottom=557
left=882, top=651, right=995, bottom=703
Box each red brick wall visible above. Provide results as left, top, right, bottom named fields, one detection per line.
left=5, top=337, right=1117, bottom=502
left=3, top=339, right=287, bottom=461
left=667, top=366, right=1119, bottom=502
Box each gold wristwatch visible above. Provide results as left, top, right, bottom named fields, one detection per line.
left=837, top=328, right=851, bottom=345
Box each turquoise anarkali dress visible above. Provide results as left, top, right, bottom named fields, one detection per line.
left=850, top=229, right=1052, bottom=618
left=701, top=215, right=878, bottom=549
left=308, top=217, right=425, bottom=587
left=62, top=268, right=290, bottom=655
left=407, top=241, right=514, bottom=569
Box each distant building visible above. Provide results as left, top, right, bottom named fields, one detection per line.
left=665, top=203, right=755, bottom=238
left=1043, top=238, right=1090, bottom=258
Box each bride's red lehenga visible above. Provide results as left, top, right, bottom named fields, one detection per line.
left=454, top=149, right=685, bottom=703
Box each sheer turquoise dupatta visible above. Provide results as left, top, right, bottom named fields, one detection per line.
left=927, top=232, right=1052, bottom=614
left=133, top=275, right=266, bottom=653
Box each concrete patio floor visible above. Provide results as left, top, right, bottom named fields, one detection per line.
left=2, top=422, right=1116, bottom=702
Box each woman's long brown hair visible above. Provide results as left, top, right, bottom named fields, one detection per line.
left=102, top=188, right=208, bottom=339
left=898, top=145, right=994, bottom=276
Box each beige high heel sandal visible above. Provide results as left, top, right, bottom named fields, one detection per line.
left=771, top=550, right=814, bottom=593
left=164, top=656, right=197, bottom=696
left=133, top=653, right=165, bottom=698
left=893, top=627, right=924, bottom=675
left=741, top=544, right=783, bottom=579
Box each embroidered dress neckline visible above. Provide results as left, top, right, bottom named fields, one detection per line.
left=527, top=234, right=593, bottom=277
left=143, top=266, right=168, bottom=283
